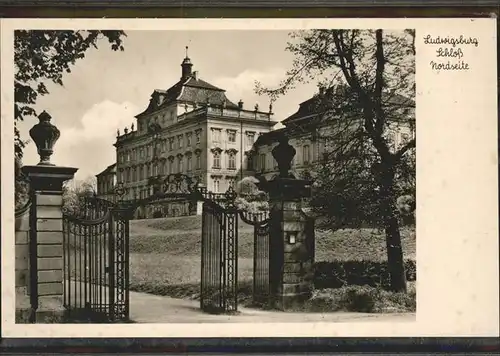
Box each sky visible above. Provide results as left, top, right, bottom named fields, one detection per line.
left=19, top=30, right=318, bottom=181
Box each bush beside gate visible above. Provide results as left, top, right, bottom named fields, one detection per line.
left=314, top=260, right=416, bottom=290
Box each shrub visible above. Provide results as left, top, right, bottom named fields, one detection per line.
left=314, top=259, right=416, bottom=290
left=303, top=285, right=416, bottom=313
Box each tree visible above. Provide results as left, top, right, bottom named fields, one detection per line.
left=14, top=30, right=126, bottom=159
left=256, top=30, right=415, bottom=292
left=234, top=176, right=269, bottom=213
left=62, top=177, right=98, bottom=216
left=14, top=30, right=126, bottom=208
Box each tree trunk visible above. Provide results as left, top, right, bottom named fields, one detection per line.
left=379, top=162, right=407, bottom=293
left=384, top=214, right=407, bottom=292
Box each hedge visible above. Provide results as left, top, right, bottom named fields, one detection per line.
left=314, top=259, right=416, bottom=290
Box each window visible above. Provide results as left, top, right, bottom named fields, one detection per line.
left=186, top=133, right=192, bottom=147
left=212, top=128, right=221, bottom=142
left=213, top=151, right=221, bottom=169
left=227, top=130, right=236, bottom=143
left=228, top=152, right=236, bottom=170
left=303, top=145, right=310, bottom=164
left=228, top=179, right=235, bottom=189
left=187, top=155, right=192, bottom=171
left=260, top=153, right=266, bottom=171
left=196, top=153, right=202, bottom=170
left=195, top=130, right=201, bottom=144
left=133, top=167, right=137, bottom=181
left=153, top=163, right=158, bottom=176
left=140, top=148, right=144, bottom=159
left=178, top=156, right=183, bottom=172
left=247, top=155, right=254, bottom=170
left=213, top=179, right=220, bottom=193
left=246, top=132, right=255, bottom=146
left=169, top=138, right=174, bottom=150
left=177, top=135, right=183, bottom=149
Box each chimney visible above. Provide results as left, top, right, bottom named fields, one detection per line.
left=192, top=71, right=198, bottom=80
left=238, top=99, right=244, bottom=110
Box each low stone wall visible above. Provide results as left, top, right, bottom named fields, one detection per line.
left=15, top=200, right=32, bottom=323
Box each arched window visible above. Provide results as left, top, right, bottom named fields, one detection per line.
left=228, top=152, right=236, bottom=170
left=213, top=151, right=221, bottom=169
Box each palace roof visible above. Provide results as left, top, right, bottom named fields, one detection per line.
left=136, top=54, right=239, bottom=118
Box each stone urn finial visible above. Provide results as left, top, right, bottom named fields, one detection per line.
left=272, top=133, right=296, bottom=178
left=29, top=111, right=60, bottom=166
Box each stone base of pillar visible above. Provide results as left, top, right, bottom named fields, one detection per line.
left=35, top=296, right=66, bottom=323
left=35, top=307, right=66, bottom=323
left=273, top=282, right=313, bottom=311
left=275, top=292, right=312, bottom=311
left=15, top=287, right=33, bottom=323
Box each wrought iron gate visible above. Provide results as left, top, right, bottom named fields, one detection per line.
left=200, top=197, right=239, bottom=314
left=240, top=211, right=271, bottom=306
left=62, top=197, right=130, bottom=322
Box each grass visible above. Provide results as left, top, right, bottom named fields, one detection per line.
left=66, top=215, right=416, bottom=313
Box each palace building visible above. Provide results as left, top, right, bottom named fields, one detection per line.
left=252, top=89, right=415, bottom=181
left=96, top=51, right=415, bottom=219
left=97, top=50, right=277, bottom=218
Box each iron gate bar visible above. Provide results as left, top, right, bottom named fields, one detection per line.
left=62, top=196, right=130, bottom=323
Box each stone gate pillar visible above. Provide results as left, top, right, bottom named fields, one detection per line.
left=20, top=112, right=77, bottom=323
left=261, top=134, right=315, bottom=310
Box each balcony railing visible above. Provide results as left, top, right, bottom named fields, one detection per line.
left=177, top=106, right=272, bottom=122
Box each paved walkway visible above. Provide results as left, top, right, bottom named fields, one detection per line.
left=129, top=290, right=415, bottom=323
left=67, top=281, right=415, bottom=323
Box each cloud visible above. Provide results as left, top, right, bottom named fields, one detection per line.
left=47, top=100, right=139, bottom=180
left=212, top=68, right=284, bottom=107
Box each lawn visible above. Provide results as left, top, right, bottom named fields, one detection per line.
left=127, top=216, right=416, bottom=306
left=65, top=215, right=416, bottom=312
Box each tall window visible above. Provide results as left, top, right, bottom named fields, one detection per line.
left=228, top=152, right=236, bottom=170
left=186, top=133, right=192, bottom=147
left=177, top=135, right=183, bottom=149
left=246, top=132, right=255, bottom=146
left=247, top=154, right=254, bottom=170
left=260, top=153, right=266, bottom=171
left=153, top=163, right=158, bottom=176
left=196, top=153, right=202, bottom=170
left=213, top=151, right=221, bottom=169
left=212, top=128, right=221, bottom=142
left=178, top=156, right=183, bottom=172
left=187, top=155, right=192, bottom=171
left=169, top=138, right=174, bottom=150
left=195, top=130, right=201, bottom=144
left=228, top=178, right=235, bottom=189
left=227, top=130, right=236, bottom=143
left=303, top=145, right=310, bottom=164
left=213, top=178, right=220, bottom=193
